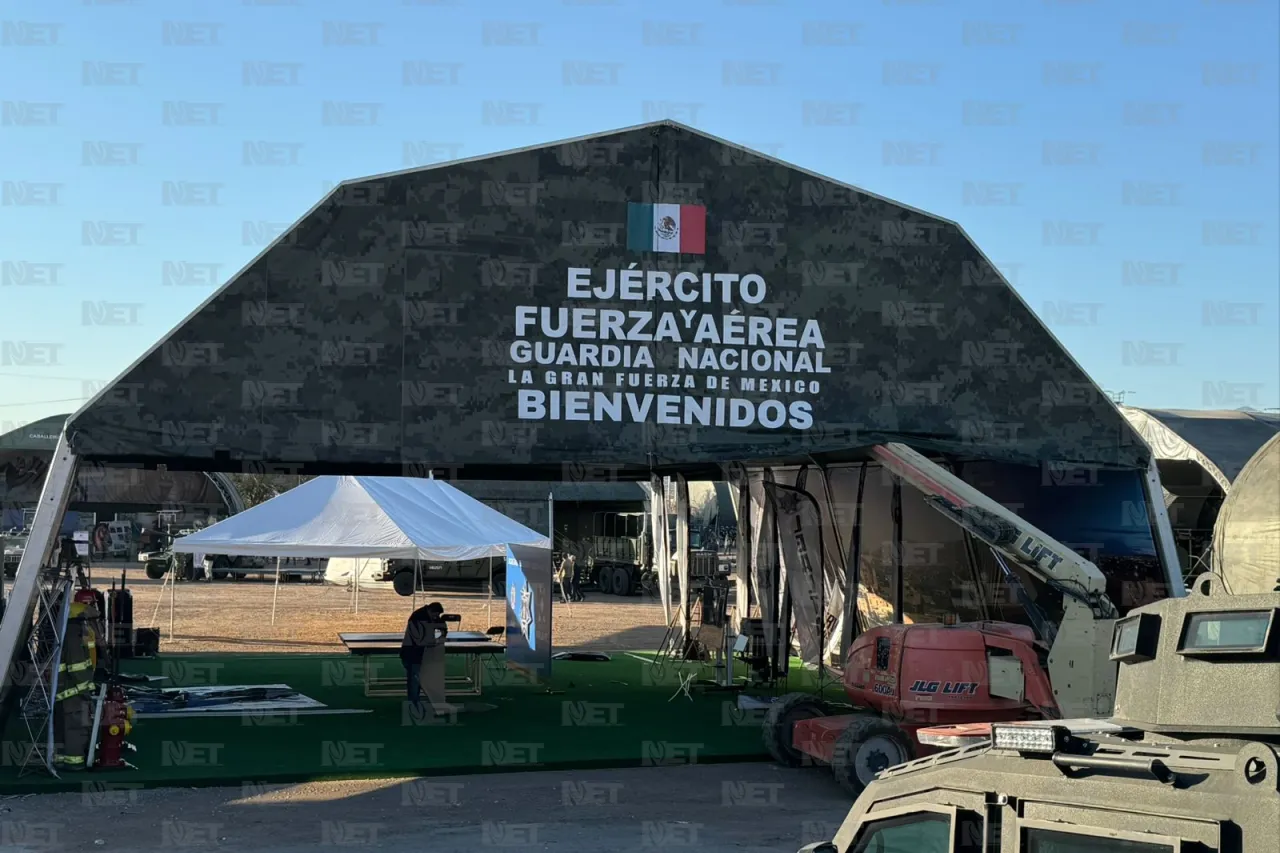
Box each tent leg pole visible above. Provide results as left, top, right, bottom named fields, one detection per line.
left=271, top=557, right=281, bottom=626
left=169, top=557, right=176, bottom=640
left=487, top=555, right=493, bottom=628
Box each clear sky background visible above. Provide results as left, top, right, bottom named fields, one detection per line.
left=1, top=0, right=1276, bottom=435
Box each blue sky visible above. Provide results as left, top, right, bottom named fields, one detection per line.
left=1, top=0, right=1276, bottom=435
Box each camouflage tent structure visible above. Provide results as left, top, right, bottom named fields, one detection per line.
left=0, top=414, right=244, bottom=532
left=1120, top=407, right=1280, bottom=577
left=15, top=121, right=1184, bottom=669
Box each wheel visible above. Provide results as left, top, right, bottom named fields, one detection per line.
left=596, top=565, right=615, bottom=595
left=212, top=556, right=231, bottom=580
left=830, top=716, right=914, bottom=797
left=613, top=565, right=634, bottom=596
left=490, top=570, right=506, bottom=598
left=145, top=562, right=166, bottom=580
left=392, top=570, right=415, bottom=597
left=762, top=693, right=828, bottom=767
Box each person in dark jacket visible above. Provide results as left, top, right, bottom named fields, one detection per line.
left=400, top=601, right=449, bottom=712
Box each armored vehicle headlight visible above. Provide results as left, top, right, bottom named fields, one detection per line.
left=991, top=724, right=1068, bottom=754
left=1178, top=609, right=1276, bottom=656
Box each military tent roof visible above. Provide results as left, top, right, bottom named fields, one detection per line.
left=64, top=121, right=1149, bottom=480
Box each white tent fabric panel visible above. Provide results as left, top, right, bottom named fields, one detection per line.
left=1212, top=433, right=1280, bottom=594
left=172, top=475, right=550, bottom=560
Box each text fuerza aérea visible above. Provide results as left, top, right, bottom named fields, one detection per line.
left=509, top=265, right=831, bottom=431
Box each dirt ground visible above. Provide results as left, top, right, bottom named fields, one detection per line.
left=51, top=563, right=672, bottom=654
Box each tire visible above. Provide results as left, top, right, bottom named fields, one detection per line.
left=392, top=570, right=415, bottom=597
left=145, top=562, right=166, bottom=580
left=830, top=715, right=914, bottom=798
left=211, top=556, right=231, bottom=581
left=490, top=570, right=506, bottom=598
left=596, top=566, right=615, bottom=595
left=762, top=693, right=828, bottom=767
left=613, top=565, right=634, bottom=596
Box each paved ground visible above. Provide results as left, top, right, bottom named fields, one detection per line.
left=0, top=763, right=851, bottom=853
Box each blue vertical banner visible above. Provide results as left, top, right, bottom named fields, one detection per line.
left=505, top=543, right=552, bottom=677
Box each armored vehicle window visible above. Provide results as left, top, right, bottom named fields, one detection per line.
left=1025, top=828, right=1174, bottom=853
left=1180, top=609, right=1274, bottom=653
left=849, top=812, right=950, bottom=853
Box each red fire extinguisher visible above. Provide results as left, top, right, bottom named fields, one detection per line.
left=95, top=684, right=136, bottom=769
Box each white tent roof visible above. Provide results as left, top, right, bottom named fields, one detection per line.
left=172, top=476, right=550, bottom=560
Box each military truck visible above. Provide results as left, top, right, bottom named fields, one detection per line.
left=798, top=572, right=1279, bottom=853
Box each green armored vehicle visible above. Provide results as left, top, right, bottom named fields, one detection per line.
left=801, top=572, right=1279, bottom=853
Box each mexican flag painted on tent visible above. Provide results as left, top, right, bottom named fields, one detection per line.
left=627, top=203, right=706, bottom=255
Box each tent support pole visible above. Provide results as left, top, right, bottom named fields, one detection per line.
left=271, top=557, right=281, bottom=626
left=354, top=561, right=360, bottom=615
left=487, top=555, right=493, bottom=628
left=169, top=558, right=176, bottom=639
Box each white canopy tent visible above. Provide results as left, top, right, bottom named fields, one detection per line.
left=169, top=475, right=551, bottom=626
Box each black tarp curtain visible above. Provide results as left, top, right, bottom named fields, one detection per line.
left=739, top=462, right=1011, bottom=675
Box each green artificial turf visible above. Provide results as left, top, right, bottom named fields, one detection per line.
left=0, top=650, right=841, bottom=794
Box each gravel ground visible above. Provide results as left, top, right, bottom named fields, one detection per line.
left=38, top=563, right=671, bottom=654
left=0, top=762, right=853, bottom=853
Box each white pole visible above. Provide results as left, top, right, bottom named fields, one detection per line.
left=413, top=559, right=419, bottom=609
left=271, top=557, right=282, bottom=626
left=169, top=558, right=176, bottom=639
left=487, top=554, right=493, bottom=627
left=354, top=559, right=360, bottom=615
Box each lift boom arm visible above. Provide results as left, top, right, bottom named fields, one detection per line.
left=871, top=443, right=1121, bottom=717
